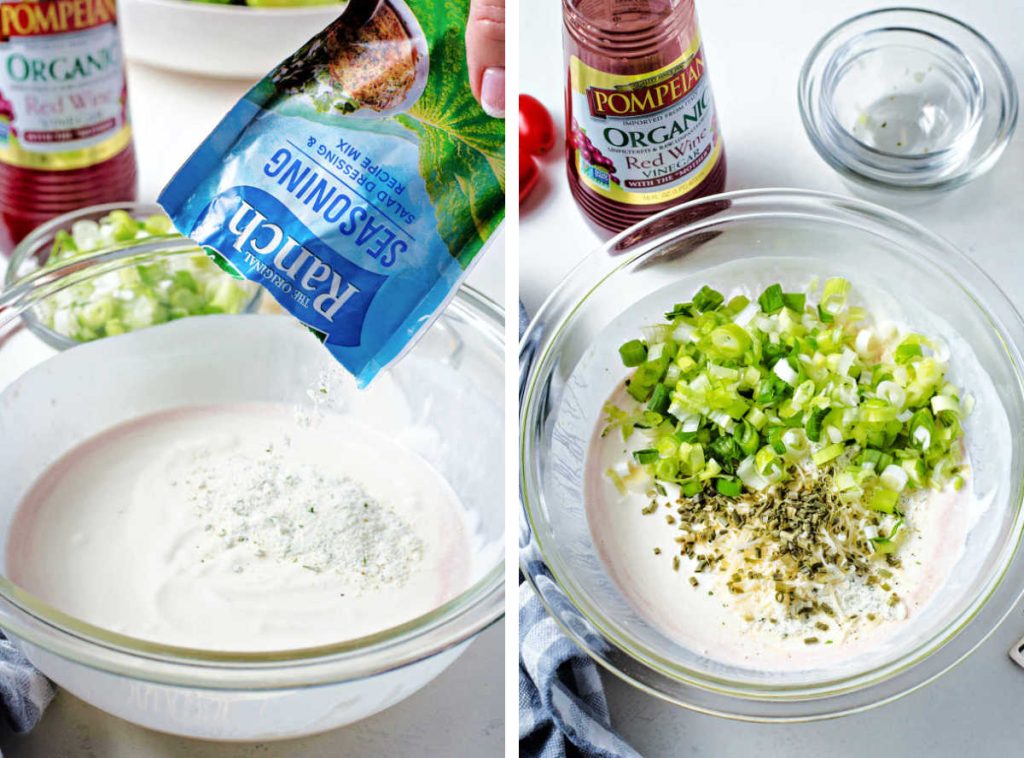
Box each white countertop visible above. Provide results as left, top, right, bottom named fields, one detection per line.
left=520, top=0, right=1024, bottom=755
left=0, top=54, right=504, bottom=756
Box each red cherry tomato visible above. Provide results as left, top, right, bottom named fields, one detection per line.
left=519, top=151, right=540, bottom=203
left=519, top=94, right=556, bottom=157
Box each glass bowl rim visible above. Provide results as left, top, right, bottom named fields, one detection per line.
left=519, top=187, right=1024, bottom=720
left=6, top=201, right=193, bottom=289
left=0, top=246, right=505, bottom=689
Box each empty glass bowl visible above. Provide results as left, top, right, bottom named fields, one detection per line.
left=798, top=9, right=1017, bottom=196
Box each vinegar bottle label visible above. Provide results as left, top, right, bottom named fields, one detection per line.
left=0, top=0, right=132, bottom=171
left=568, top=35, right=723, bottom=206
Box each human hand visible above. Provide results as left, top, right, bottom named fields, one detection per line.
left=465, top=0, right=505, bottom=118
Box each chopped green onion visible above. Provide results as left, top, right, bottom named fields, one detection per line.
left=705, top=324, right=752, bottom=359
left=755, top=378, right=778, bottom=404
left=746, top=407, right=768, bottom=430
left=767, top=427, right=787, bottom=455
left=604, top=278, right=967, bottom=572
left=619, top=339, right=648, bottom=367
left=675, top=428, right=699, bottom=443
left=626, top=380, right=650, bottom=403
left=871, top=518, right=904, bottom=554
left=734, top=422, right=760, bottom=457
left=871, top=536, right=899, bottom=554
left=50, top=229, right=78, bottom=260
left=709, top=435, right=740, bottom=463
left=792, top=379, right=815, bottom=408
left=812, top=443, right=845, bottom=466
left=821, top=277, right=850, bottom=314
left=723, top=295, right=750, bottom=316
left=654, top=458, right=679, bottom=479
left=692, top=285, right=725, bottom=312
left=664, top=302, right=695, bottom=320
left=868, top=488, right=899, bottom=513
left=715, top=476, right=743, bottom=497
left=908, top=409, right=936, bottom=451
left=680, top=480, right=703, bottom=497
left=755, top=446, right=781, bottom=476
left=633, top=449, right=660, bottom=465
left=647, top=383, right=671, bottom=414
left=931, top=395, right=960, bottom=416
left=633, top=357, right=667, bottom=387
left=656, top=436, right=679, bottom=459
left=880, top=464, right=908, bottom=491
left=806, top=407, right=830, bottom=443
left=782, top=292, right=806, bottom=313
left=895, top=340, right=923, bottom=364
left=857, top=448, right=893, bottom=472
left=678, top=442, right=706, bottom=474
left=859, top=400, right=898, bottom=423
left=773, top=358, right=799, bottom=386
left=758, top=284, right=785, bottom=314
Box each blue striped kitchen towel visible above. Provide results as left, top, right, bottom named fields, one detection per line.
left=0, top=632, right=53, bottom=738
left=518, top=575, right=642, bottom=758
left=519, top=300, right=640, bottom=757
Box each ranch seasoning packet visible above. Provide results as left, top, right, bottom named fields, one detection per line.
left=158, top=0, right=504, bottom=385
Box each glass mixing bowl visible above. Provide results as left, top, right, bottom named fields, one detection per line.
left=520, top=189, right=1024, bottom=721
left=0, top=244, right=504, bottom=740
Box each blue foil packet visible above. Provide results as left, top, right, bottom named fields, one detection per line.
left=158, top=0, right=504, bottom=385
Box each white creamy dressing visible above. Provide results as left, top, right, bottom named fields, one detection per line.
left=582, top=281, right=1001, bottom=673
left=586, top=417, right=977, bottom=671
left=8, top=403, right=475, bottom=651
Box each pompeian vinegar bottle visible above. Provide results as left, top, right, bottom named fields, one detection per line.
left=0, top=0, right=137, bottom=254
left=563, top=0, right=726, bottom=233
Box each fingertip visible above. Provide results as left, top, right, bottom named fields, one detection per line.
left=481, top=67, right=505, bottom=118
left=465, top=0, right=505, bottom=101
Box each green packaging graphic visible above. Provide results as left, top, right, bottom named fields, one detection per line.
left=160, top=0, right=505, bottom=384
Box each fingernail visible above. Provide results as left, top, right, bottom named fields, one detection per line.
left=481, top=67, right=505, bottom=118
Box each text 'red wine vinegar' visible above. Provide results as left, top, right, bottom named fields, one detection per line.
left=563, top=0, right=726, bottom=233
left=0, top=0, right=137, bottom=254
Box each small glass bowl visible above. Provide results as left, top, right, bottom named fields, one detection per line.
left=798, top=8, right=1017, bottom=195
left=3, top=202, right=264, bottom=351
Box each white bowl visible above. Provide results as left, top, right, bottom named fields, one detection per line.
left=121, top=0, right=346, bottom=80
